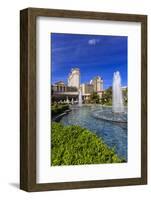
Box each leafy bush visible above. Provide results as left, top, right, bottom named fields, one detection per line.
left=51, top=104, right=69, bottom=117
left=90, top=92, right=100, bottom=104
left=51, top=122, right=123, bottom=166
left=101, top=86, right=112, bottom=105
left=101, top=86, right=128, bottom=106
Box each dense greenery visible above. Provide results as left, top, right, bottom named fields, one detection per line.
left=101, top=86, right=112, bottom=105
left=51, top=122, right=123, bottom=166
left=89, top=92, right=100, bottom=104
left=51, top=104, right=69, bottom=117
left=123, top=87, right=128, bottom=105
left=101, top=86, right=128, bottom=106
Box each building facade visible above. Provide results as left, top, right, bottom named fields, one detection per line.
left=68, top=68, right=80, bottom=89
left=52, top=68, right=104, bottom=103
left=91, top=76, right=103, bottom=92
left=81, top=83, right=93, bottom=94
left=52, top=81, right=66, bottom=92
left=52, top=81, right=78, bottom=93
left=51, top=81, right=78, bottom=102
left=81, top=83, right=94, bottom=101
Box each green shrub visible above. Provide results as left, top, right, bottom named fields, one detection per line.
left=51, top=122, right=123, bottom=166
left=51, top=104, right=69, bottom=117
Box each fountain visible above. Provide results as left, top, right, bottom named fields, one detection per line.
left=66, top=96, right=69, bottom=104
left=92, top=71, right=127, bottom=123
left=78, top=88, right=82, bottom=106
left=71, top=98, right=74, bottom=105
left=112, top=71, right=124, bottom=113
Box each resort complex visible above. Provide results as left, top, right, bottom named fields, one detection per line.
left=51, top=33, right=128, bottom=166
left=51, top=69, right=128, bottom=165
left=51, top=68, right=104, bottom=103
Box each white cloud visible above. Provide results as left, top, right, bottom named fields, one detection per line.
left=88, top=39, right=99, bottom=45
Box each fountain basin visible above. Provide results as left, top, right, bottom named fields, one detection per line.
left=60, top=105, right=127, bottom=160
left=92, top=109, right=127, bottom=123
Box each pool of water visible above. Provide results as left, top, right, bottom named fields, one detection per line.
left=60, top=105, right=127, bottom=161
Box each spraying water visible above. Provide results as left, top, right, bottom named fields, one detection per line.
left=66, top=96, right=69, bottom=104
left=71, top=98, right=74, bottom=105
left=112, top=71, right=124, bottom=113
left=78, top=88, right=82, bottom=106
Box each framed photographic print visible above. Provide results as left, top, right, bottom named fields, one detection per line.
left=20, top=8, right=147, bottom=191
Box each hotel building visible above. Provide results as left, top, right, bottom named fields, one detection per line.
left=90, top=76, right=103, bottom=92
left=68, top=68, right=80, bottom=89
left=52, top=67, right=104, bottom=102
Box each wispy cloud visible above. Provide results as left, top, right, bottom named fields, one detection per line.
left=52, top=46, right=74, bottom=52
left=88, top=39, right=100, bottom=45
left=51, top=33, right=127, bottom=89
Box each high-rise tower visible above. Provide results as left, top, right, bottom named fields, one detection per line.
left=68, top=68, right=80, bottom=89
left=91, top=76, right=103, bottom=92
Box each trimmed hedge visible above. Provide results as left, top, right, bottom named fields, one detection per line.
left=51, top=104, right=69, bottom=117
left=51, top=122, right=123, bottom=166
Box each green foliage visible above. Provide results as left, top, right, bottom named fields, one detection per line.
left=51, top=104, right=69, bottom=117
left=101, top=86, right=112, bottom=105
left=90, top=92, right=100, bottom=104
left=123, top=88, right=128, bottom=105
left=101, top=86, right=128, bottom=106
left=51, top=122, right=123, bottom=166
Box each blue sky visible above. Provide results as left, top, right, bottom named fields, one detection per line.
left=51, top=33, right=127, bottom=89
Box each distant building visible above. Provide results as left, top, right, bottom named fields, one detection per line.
left=52, top=81, right=66, bottom=92
left=52, top=68, right=104, bottom=103
left=52, top=81, right=78, bottom=93
left=68, top=68, right=80, bottom=89
left=51, top=81, right=78, bottom=102
left=91, top=76, right=103, bottom=92
left=81, top=83, right=94, bottom=101
left=81, top=83, right=93, bottom=94
left=97, top=91, right=103, bottom=98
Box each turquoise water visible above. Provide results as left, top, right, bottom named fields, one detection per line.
left=60, top=105, right=127, bottom=161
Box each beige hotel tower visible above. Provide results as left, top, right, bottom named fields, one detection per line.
left=68, top=68, right=80, bottom=89
left=67, top=67, right=103, bottom=99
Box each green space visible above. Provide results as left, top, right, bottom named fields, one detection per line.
left=51, top=122, right=124, bottom=166
left=51, top=104, right=69, bottom=117
left=101, top=87, right=128, bottom=106
left=83, top=87, right=127, bottom=105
